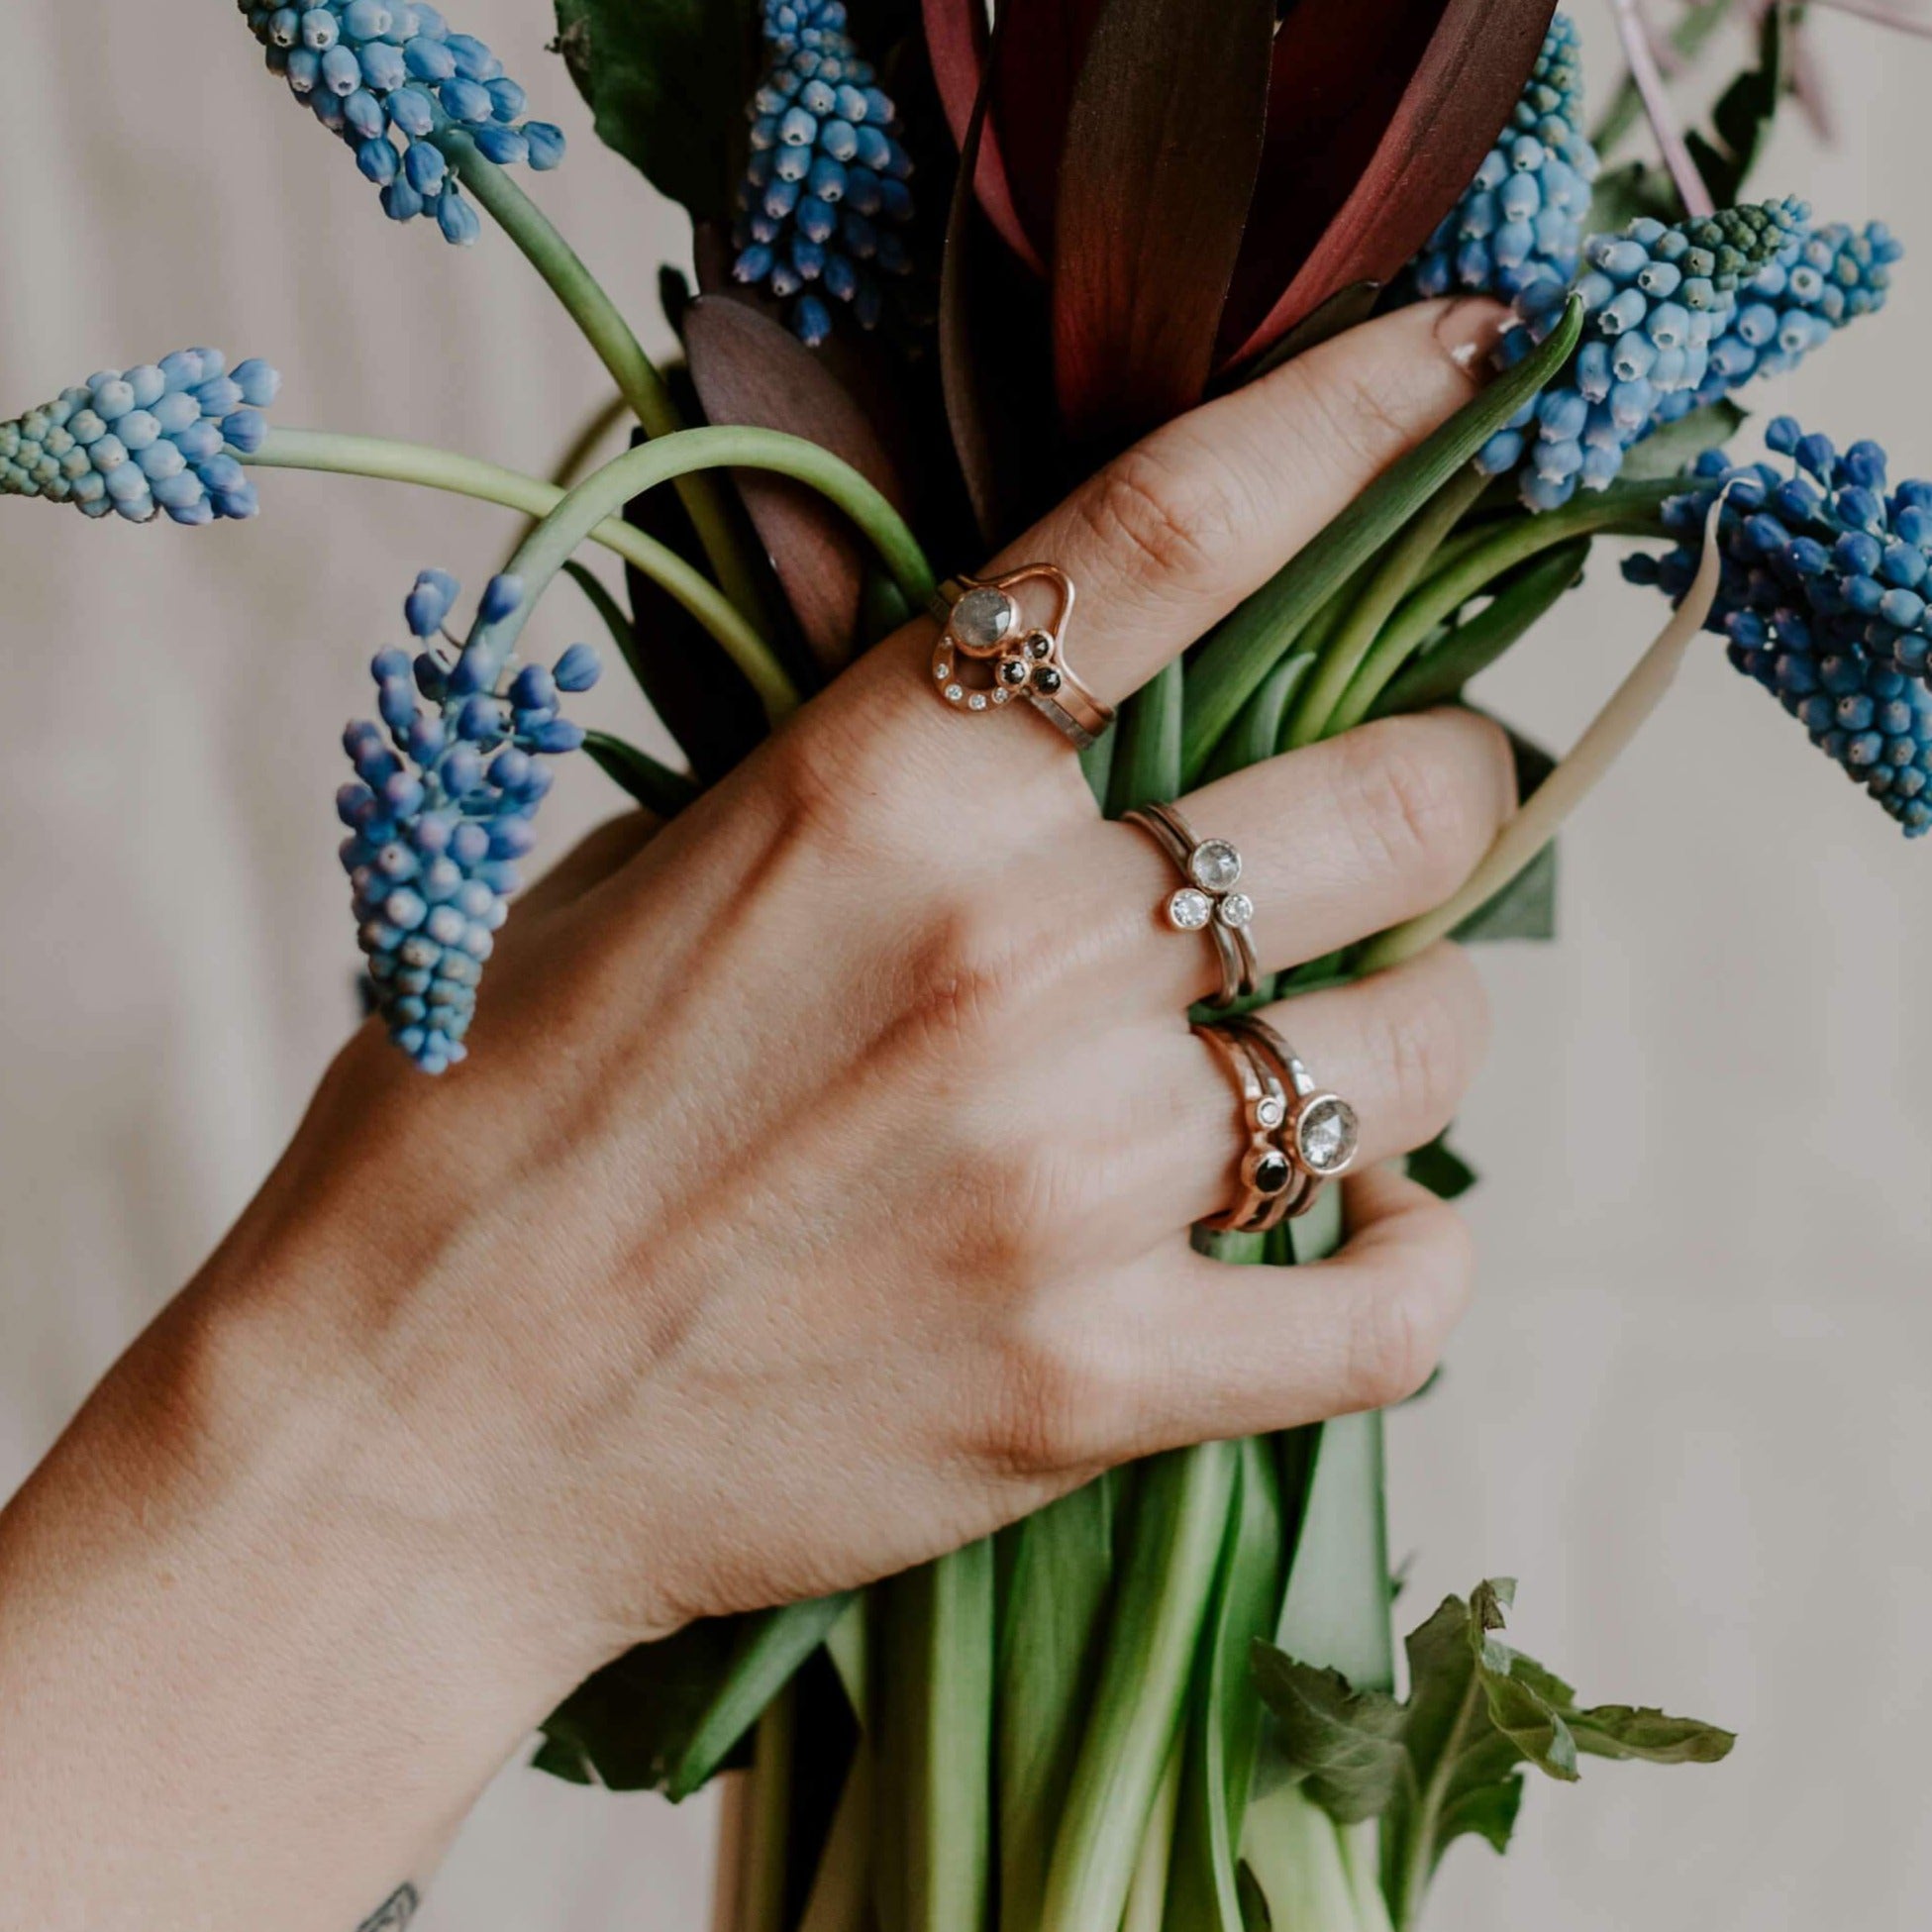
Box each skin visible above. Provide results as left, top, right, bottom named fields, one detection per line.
left=0, top=299, right=1517, bottom=1930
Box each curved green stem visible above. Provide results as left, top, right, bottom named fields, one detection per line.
left=1357, top=489, right=1730, bottom=972
left=249, top=426, right=800, bottom=723
left=1283, top=466, right=1488, bottom=750
left=443, top=134, right=770, bottom=628
left=1320, top=483, right=1676, bottom=744
left=458, top=427, right=936, bottom=696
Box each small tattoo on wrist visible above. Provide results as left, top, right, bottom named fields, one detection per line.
left=356, top=1883, right=421, bottom=1931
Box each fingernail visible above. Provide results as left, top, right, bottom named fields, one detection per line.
left=1432, top=298, right=1511, bottom=380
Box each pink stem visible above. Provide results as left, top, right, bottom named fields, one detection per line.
left=1609, top=0, right=1717, bottom=216
left=1807, top=0, right=1932, bottom=39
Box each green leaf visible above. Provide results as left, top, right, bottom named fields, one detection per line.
left=1253, top=1580, right=1735, bottom=1931
left=995, top=1480, right=1117, bottom=1931
left=534, top=1593, right=852, bottom=1797
left=1405, top=1133, right=1477, bottom=1202
left=1586, top=159, right=1677, bottom=236
left=1619, top=400, right=1748, bottom=484
left=1684, top=3, right=1788, bottom=207
left=1106, top=657, right=1184, bottom=818
left=1167, top=1439, right=1289, bottom=1932
left=1450, top=837, right=1555, bottom=945
left=1181, top=298, right=1585, bottom=782
left=553, top=0, right=760, bottom=224
left=583, top=730, right=701, bottom=819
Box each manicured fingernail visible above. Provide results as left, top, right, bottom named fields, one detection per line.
left=1433, top=299, right=1511, bottom=378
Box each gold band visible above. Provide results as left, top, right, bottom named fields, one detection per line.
left=1219, top=1014, right=1362, bottom=1218
left=1193, top=1023, right=1310, bottom=1234
left=1121, top=800, right=1259, bottom=1008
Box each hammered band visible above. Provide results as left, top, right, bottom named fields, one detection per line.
left=1121, top=801, right=1258, bottom=1007
left=929, top=564, right=1114, bottom=750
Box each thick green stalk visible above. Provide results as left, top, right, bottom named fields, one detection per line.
left=439, top=132, right=768, bottom=628
left=739, top=1683, right=797, bottom=1932
left=1282, top=467, right=1488, bottom=750
left=799, top=1742, right=874, bottom=1932
left=463, top=427, right=933, bottom=696
left=874, top=1544, right=995, bottom=1932
left=1122, top=1743, right=1184, bottom=1932
left=1038, top=1444, right=1240, bottom=1932
left=1358, top=486, right=1730, bottom=970
left=249, top=426, right=798, bottom=723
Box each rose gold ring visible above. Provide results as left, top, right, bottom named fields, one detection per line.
left=1194, top=1023, right=1309, bottom=1234
left=928, top=563, right=1114, bottom=750
left=1121, top=801, right=1258, bottom=1008
left=1220, top=1013, right=1361, bottom=1217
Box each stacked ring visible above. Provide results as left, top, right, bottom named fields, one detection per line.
left=1122, top=801, right=1258, bottom=1007
left=1193, top=1023, right=1310, bottom=1234
left=929, top=564, right=1114, bottom=749
left=1222, top=1014, right=1362, bottom=1213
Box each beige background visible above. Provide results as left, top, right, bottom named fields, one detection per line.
left=2, top=4, right=1926, bottom=1926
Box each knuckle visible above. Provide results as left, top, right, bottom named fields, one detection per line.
left=1280, top=357, right=1426, bottom=488
left=1074, top=441, right=1242, bottom=587
left=1345, top=1208, right=1474, bottom=1411
left=1338, top=717, right=1490, bottom=901
left=975, top=1319, right=1134, bottom=1477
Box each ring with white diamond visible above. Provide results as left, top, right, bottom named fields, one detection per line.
left=1221, top=1013, right=1361, bottom=1218
left=1121, top=800, right=1259, bottom=1007
left=1193, top=1023, right=1311, bottom=1235
left=928, top=564, right=1114, bottom=750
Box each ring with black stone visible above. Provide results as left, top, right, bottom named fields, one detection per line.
left=928, top=564, right=1114, bottom=750
left=1219, top=1013, right=1362, bottom=1219
left=1121, top=800, right=1259, bottom=1008
left=1193, top=1022, right=1310, bottom=1235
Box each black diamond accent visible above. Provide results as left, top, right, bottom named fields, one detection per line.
left=999, top=658, right=1030, bottom=685
left=1026, top=632, right=1054, bottom=661
left=1032, top=664, right=1063, bottom=694
left=1254, top=1150, right=1292, bottom=1195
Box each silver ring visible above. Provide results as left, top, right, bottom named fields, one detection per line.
left=1121, top=801, right=1259, bottom=1007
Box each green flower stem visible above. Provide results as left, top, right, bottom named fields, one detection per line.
left=1121, top=1741, right=1183, bottom=1932
left=1039, top=1443, right=1239, bottom=1932
left=1357, top=488, right=1730, bottom=972
left=740, top=1681, right=797, bottom=1932
left=1282, top=466, right=1489, bottom=751
left=249, top=426, right=801, bottom=724
left=463, top=426, right=935, bottom=697
left=798, top=1741, right=873, bottom=1932
left=1317, top=482, right=1676, bottom=743
left=441, top=133, right=769, bottom=628
left=546, top=392, right=632, bottom=493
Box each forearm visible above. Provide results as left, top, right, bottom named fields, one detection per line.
left=0, top=1263, right=568, bottom=1932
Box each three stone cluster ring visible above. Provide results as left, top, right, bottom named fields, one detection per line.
left=928, top=563, right=1115, bottom=750
left=1121, top=801, right=1258, bottom=1007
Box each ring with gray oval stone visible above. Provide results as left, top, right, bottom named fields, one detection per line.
left=928, top=563, right=1114, bottom=750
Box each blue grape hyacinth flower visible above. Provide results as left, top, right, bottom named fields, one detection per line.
left=1404, top=13, right=1598, bottom=303
left=1624, top=421, right=1932, bottom=836
left=340, top=569, right=600, bottom=1070
left=732, top=0, right=916, bottom=345
left=0, top=350, right=279, bottom=525
left=242, top=1, right=564, bottom=243
left=1476, top=199, right=1806, bottom=510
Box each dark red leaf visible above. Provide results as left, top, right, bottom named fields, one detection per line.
left=991, top=0, right=1107, bottom=261
left=1051, top=0, right=1273, bottom=449
left=922, top=0, right=1043, bottom=274
left=681, top=297, right=909, bottom=674
left=1220, top=0, right=1556, bottom=369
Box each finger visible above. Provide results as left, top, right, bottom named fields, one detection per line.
left=1072, top=710, right=1518, bottom=1006
left=975, top=299, right=1504, bottom=715
left=1027, top=1168, right=1475, bottom=1467
left=1083, top=944, right=1488, bottom=1241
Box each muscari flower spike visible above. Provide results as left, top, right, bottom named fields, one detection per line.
left=0, top=351, right=279, bottom=525
left=242, top=1, right=564, bottom=244
left=1476, top=199, right=1808, bottom=510
left=732, top=0, right=916, bottom=346
left=339, top=569, right=601, bottom=1071
left=1624, top=420, right=1932, bottom=836
left=1404, top=12, right=1599, bottom=303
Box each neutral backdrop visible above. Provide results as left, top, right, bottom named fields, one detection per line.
left=2, top=5, right=1926, bottom=1928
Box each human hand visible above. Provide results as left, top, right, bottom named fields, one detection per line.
left=0, top=298, right=1514, bottom=1928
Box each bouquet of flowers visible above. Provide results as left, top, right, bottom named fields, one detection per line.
left=7, top=1, right=1923, bottom=1927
